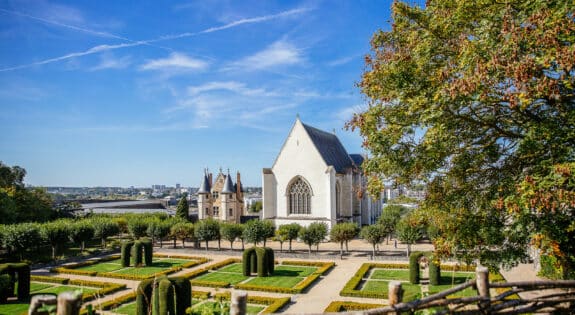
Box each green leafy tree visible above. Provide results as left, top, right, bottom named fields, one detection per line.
left=242, top=219, right=275, bottom=246
left=128, top=218, right=149, bottom=239
left=40, top=219, right=71, bottom=260
left=349, top=0, right=575, bottom=268
left=360, top=224, right=387, bottom=258
left=170, top=221, right=194, bottom=248
left=146, top=219, right=171, bottom=248
left=91, top=217, right=120, bottom=248
left=249, top=201, right=263, bottom=212
left=68, top=220, right=95, bottom=252
left=176, top=194, right=189, bottom=220
left=299, top=222, right=328, bottom=254
left=377, top=205, right=407, bottom=244
left=1, top=222, right=42, bottom=261
left=277, top=223, right=301, bottom=252
left=194, top=218, right=220, bottom=251
left=330, top=222, right=359, bottom=256
left=396, top=215, right=423, bottom=257
left=220, top=223, right=244, bottom=250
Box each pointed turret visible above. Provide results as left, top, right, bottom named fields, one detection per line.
left=221, top=171, right=235, bottom=194
left=198, top=170, right=211, bottom=194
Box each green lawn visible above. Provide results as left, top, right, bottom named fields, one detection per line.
left=113, top=301, right=137, bottom=315
left=244, top=274, right=304, bottom=288
left=362, top=280, right=421, bottom=301
left=274, top=265, right=317, bottom=277
left=32, top=285, right=99, bottom=295
left=75, top=258, right=192, bottom=275
left=194, top=271, right=249, bottom=285
left=0, top=301, right=29, bottom=315
left=370, top=269, right=411, bottom=280
left=30, top=282, right=54, bottom=292
left=216, top=263, right=244, bottom=273
left=428, top=272, right=476, bottom=297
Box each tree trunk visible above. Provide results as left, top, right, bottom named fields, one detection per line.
left=308, top=245, right=312, bottom=255
left=173, top=237, right=177, bottom=248
left=279, top=242, right=283, bottom=253
left=182, top=239, right=186, bottom=248
left=289, top=240, right=292, bottom=252
left=81, top=241, right=85, bottom=252
left=406, top=243, right=411, bottom=257
left=159, top=237, right=163, bottom=248
left=241, top=240, right=244, bottom=250
left=101, top=238, right=106, bottom=249
left=230, top=241, right=234, bottom=251
left=52, top=245, right=56, bottom=260
left=340, top=242, right=344, bottom=256
left=373, top=244, right=377, bottom=259
left=205, top=240, right=209, bottom=251
left=218, top=239, right=221, bottom=250
left=263, top=239, right=267, bottom=247
left=345, top=240, right=349, bottom=253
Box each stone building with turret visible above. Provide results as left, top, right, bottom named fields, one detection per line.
left=197, top=169, right=244, bottom=223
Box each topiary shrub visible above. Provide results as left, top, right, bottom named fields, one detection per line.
left=242, top=247, right=256, bottom=276
left=172, top=277, right=191, bottom=315
left=158, top=277, right=175, bottom=315
left=131, top=241, right=144, bottom=266
left=0, top=262, right=30, bottom=301
left=136, top=276, right=190, bottom=315
left=255, top=247, right=268, bottom=277
left=121, top=241, right=134, bottom=267
left=264, top=247, right=275, bottom=274
left=141, top=238, right=153, bottom=266
left=428, top=255, right=441, bottom=286
left=409, top=252, right=424, bottom=284
left=136, top=279, right=154, bottom=315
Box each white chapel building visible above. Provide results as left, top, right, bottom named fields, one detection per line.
left=262, top=117, right=383, bottom=229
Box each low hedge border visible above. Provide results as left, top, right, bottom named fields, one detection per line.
left=30, top=275, right=69, bottom=284
left=213, top=292, right=291, bottom=314
left=192, top=290, right=211, bottom=300
left=441, top=264, right=476, bottom=272
left=340, top=262, right=408, bottom=299
left=190, top=279, right=230, bottom=288
left=324, top=301, right=385, bottom=312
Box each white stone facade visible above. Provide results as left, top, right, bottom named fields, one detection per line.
left=197, top=170, right=244, bottom=223
left=262, top=118, right=383, bottom=229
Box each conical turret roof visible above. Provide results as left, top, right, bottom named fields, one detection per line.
left=221, top=172, right=235, bottom=194
left=197, top=173, right=211, bottom=194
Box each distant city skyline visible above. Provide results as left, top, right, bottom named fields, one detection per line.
left=0, top=1, right=416, bottom=187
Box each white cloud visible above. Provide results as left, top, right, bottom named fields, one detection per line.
left=90, top=54, right=131, bottom=71
left=225, top=40, right=304, bottom=71
left=187, top=81, right=275, bottom=97
left=0, top=7, right=309, bottom=72
left=327, top=55, right=358, bottom=67
left=140, top=52, right=208, bottom=71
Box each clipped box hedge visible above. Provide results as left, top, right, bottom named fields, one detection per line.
left=324, top=301, right=385, bottom=312
left=213, top=292, right=291, bottom=314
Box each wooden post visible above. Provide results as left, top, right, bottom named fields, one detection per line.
left=388, top=281, right=404, bottom=305
left=56, top=291, right=82, bottom=315
left=28, top=294, right=57, bottom=315
left=230, top=290, right=247, bottom=315
left=476, top=266, right=490, bottom=310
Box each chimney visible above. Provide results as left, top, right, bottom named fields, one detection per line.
left=236, top=171, right=242, bottom=200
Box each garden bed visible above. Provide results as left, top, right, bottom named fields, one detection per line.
left=50, top=254, right=208, bottom=280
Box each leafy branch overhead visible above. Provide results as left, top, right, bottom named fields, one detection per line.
left=350, top=0, right=575, bottom=273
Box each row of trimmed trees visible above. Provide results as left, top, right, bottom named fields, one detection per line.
left=0, top=205, right=428, bottom=263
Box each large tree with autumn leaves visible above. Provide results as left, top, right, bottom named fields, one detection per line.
left=350, top=0, right=574, bottom=275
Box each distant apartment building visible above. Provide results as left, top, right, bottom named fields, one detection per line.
left=197, top=169, right=245, bottom=223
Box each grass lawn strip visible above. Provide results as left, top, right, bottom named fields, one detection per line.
left=362, top=280, right=421, bottom=300
left=370, top=268, right=411, bottom=280
left=193, top=271, right=249, bottom=285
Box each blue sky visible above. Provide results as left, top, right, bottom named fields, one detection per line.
left=0, top=0, right=398, bottom=187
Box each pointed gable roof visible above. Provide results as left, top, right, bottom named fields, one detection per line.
left=301, top=122, right=355, bottom=174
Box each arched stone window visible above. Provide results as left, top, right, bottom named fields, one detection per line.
left=287, top=177, right=312, bottom=215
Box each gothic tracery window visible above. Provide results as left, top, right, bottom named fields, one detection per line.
left=288, top=177, right=312, bottom=215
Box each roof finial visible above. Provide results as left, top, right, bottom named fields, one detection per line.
left=296, top=113, right=300, bottom=121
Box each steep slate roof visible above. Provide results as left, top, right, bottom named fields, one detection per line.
left=302, top=123, right=355, bottom=173
left=221, top=174, right=235, bottom=194
left=197, top=174, right=211, bottom=194
left=349, top=154, right=365, bottom=167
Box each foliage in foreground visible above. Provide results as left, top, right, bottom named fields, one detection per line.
left=350, top=0, right=575, bottom=273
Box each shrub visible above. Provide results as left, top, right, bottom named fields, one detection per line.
left=243, top=247, right=256, bottom=276
left=141, top=238, right=153, bottom=266
left=131, top=241, right=143, bottom=266
left=409, top=251, right=424, bottom=284
left=429, top=259, right=441, bottom=286
left=121, top=241, right=134, bottom=267
left=324, top=301, right=385, bottom=312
